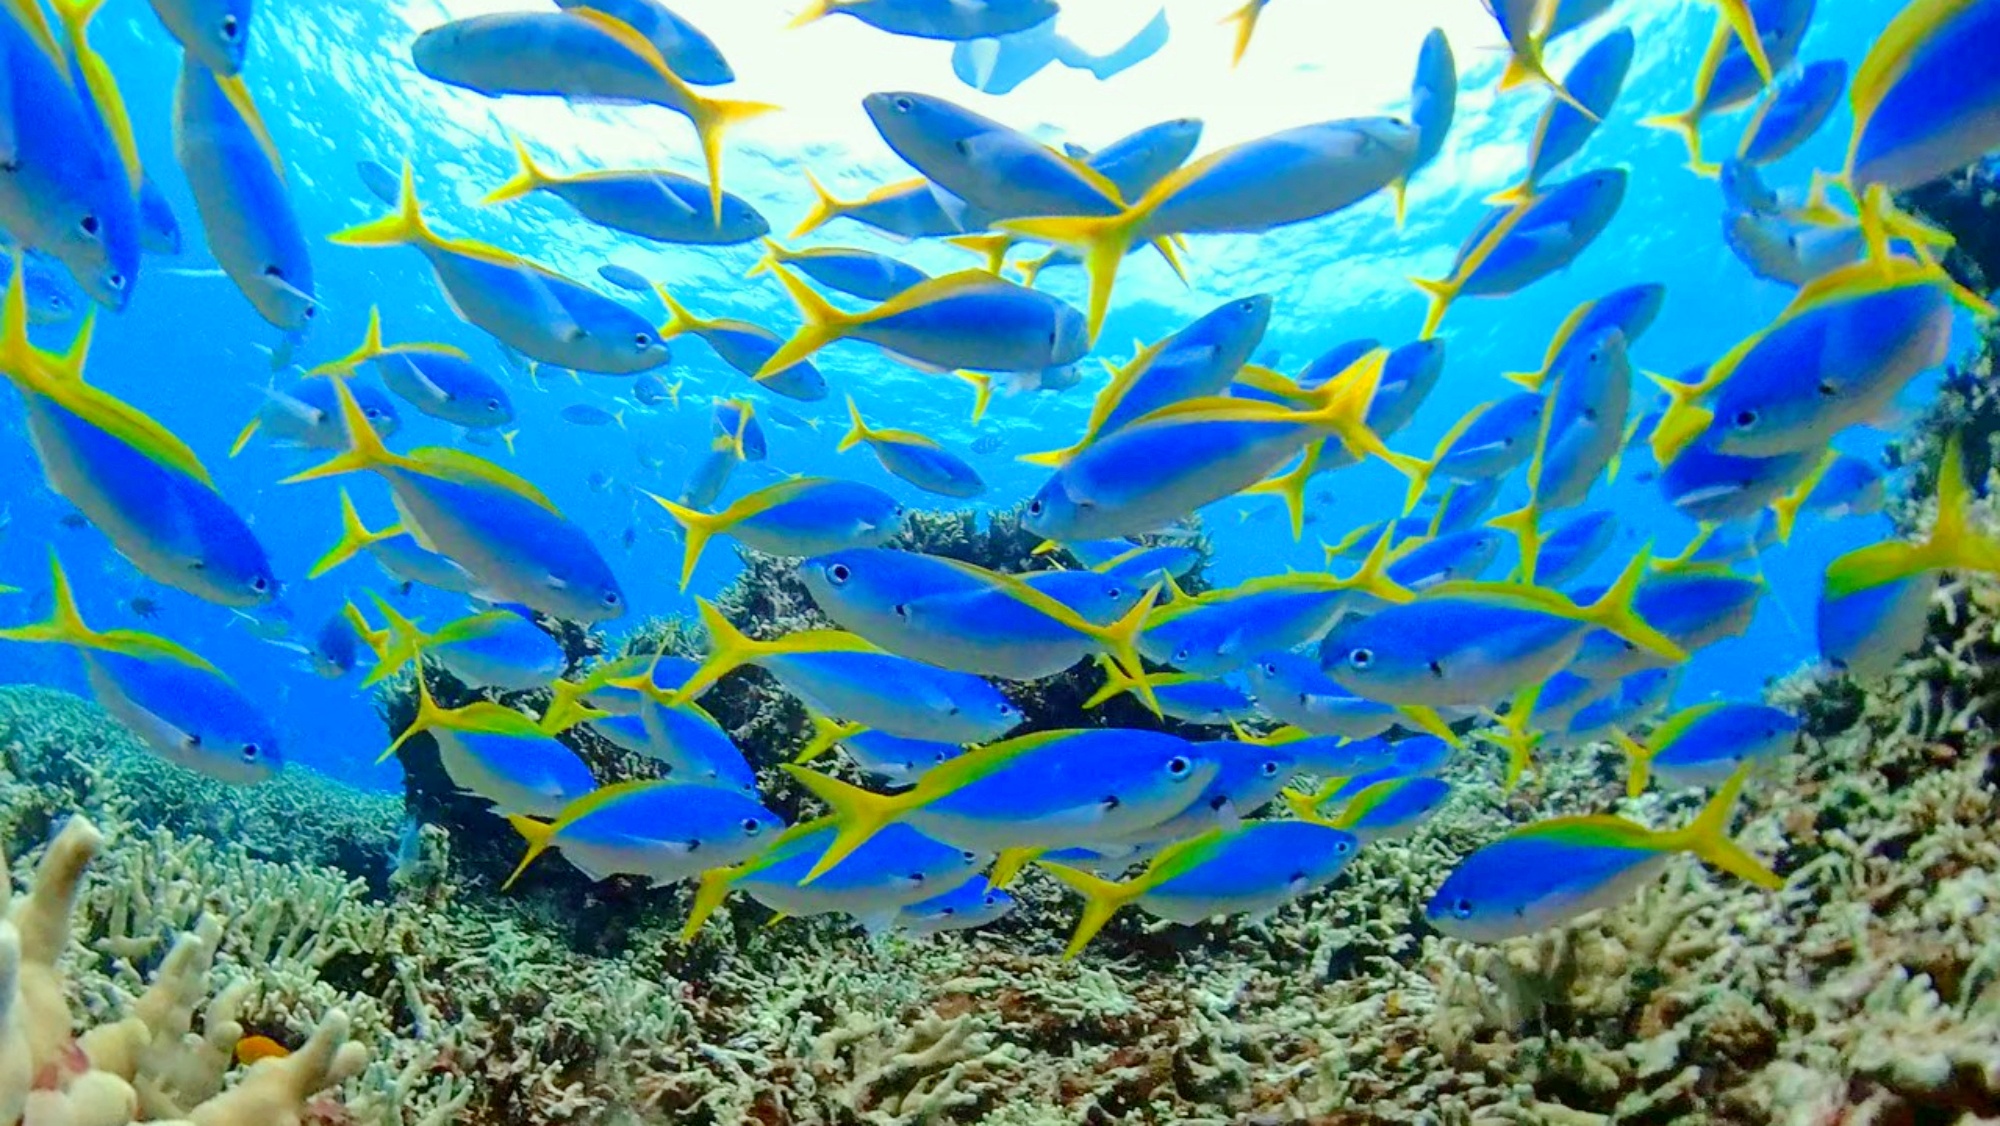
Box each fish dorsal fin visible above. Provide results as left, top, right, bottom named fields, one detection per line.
left=216, top=73, right=285, bottom=181
left=404, top=447, right=562, bottom=514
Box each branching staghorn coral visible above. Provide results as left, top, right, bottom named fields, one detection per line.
left=0, top=817, right=367, bottom=1126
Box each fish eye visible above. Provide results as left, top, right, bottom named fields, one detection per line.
left=961, top=850, right=979, bottom=862
left=303, top=305, right=317, bottom=319
left=1104, top=586, right=1123, bottom=600
left=983, top=895, right=999, bottom=907
left=1336, top=838, right=1353, bottom=855
left=634, top=332, right=653, bottom=349
left=906, top=871, right=925, bottom=883
left=1732, top=409, right=1758, bottom=429
left=602, top=590, right=621, bottom=607
left=1348, top=647, right=1375, bottom=670
left=220, top=14, right=240, bottom=39
left=107, top=272, right=128, bottom=291
left=240, top=743, right=260, bottom=762
left=1261, top=662, right=1278, bottom=676
left=1166, top=755, right=1192, bottom=777
left=827, top=563, right=852, bottom=584
left=740, top=817, right=763, bottom=835
left=1260, top=760, right=1280, bottom=777
left=1026, top=499, right=1044, bottom=517
left=79, top=214, right=100, bottom=237
left=892, top=95, right=915, bottom=113
left=1427, top=660, right=1444, bottom=678
left=250, top=576, right=270, bottom=593
left=1450, top=896, right=1474, bottom=920
left=1174, top=646, right=1192, bottom=663
left=487, top=398, right=501, bottom=411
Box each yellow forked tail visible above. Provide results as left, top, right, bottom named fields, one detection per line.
left=307, top=489, right=401, bottom=579
left=483, top=134, right=558, bottom=206
left=1659, top=762, right=1784, bottom=890
left=791, top=170, right=851, bottom=240
left=564, top=7, right=777, bottom=226
left=1824, top=434, right=2000, bottom=598
left=1036, top=861, right=1146, bottom=959
left=779, top=764, right=915, bottom=884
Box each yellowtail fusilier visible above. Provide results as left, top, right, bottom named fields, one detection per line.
left=680, top=820, right=987, bottom=942
left=504, top=780, right=782, bottom=889
left=1426, top=765, right=1783, bottom=944
left=782, top=727, right=1222, bottom=884
left=329, top=165, right=671, bottom=376
left=1002, top=117, right=1417, bottom=343
left=482, top=136, right=770, bottom=247
left=648, top=477, right=905, bottom=590
left=0, top=555, right=281, bottom=785
left=410, top=7, right=773, bottom=221
left=655, top=286, right=826, bottom=402
left=0, top=262, right=276, bottom=607
left=173, top=56, right=315, bottom=332
left=1038, top=821, right=1361, bottom=958
left=285, top=379, right=627, bottom=624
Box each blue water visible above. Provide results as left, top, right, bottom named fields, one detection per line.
left=0, top=0, right=1954, bottom=792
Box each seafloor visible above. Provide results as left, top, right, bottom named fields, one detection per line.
left=5, top=193, right=2000, bottom=1126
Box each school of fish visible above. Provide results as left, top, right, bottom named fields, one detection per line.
left=1, top=0, right=1998, bottom=956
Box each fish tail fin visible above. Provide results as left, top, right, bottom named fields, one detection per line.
left=307, top=305, right=386, bottom=378
left=501, top=816, right=556, bottom=890
left=1640, top=108, right=1705, bottom=170
left=746, top=237, right=785, bottom=279
left=1769, top=451, right=1837, bottom=544
left=229, top=416, right=261, bottom=458
left=0, top=553, right=97, bottom=649
left=1389, top=177, right=1410, bottom=230
left=329, top=161, right=431, bottom=248
left=1244, top=444, right=1322, bottom=541
left=760, top=264, right=856, bottom=378
left=1645, top=368, right=1719, bottom=467
left=675, top=597, right=766, bottom=701
left=1398, top=705, right=1459, bottom=745
left=281, top=378, right=406, bottom=485
left=1920, top=434, right=2000, bottom=576
left=793, top=713, right=859, bottom=764
left=684, top=91, right=780, bottom=227
left=342, top=602, right=391, bottom=663
left=51, top=0, right=140, bottom=193
left=652, top=284, right=700, bottom=340
left=1219, top=0, right=1262, bottom=67
left=308, top=488, right=394, bottom=579
left=1302, top=351, right=1426, bottom=487
left=483, top=134, right=554, bottom=206
left=790, top=170, right=848, bottom=240
left=1485, top=178, right=1535, bottom=208
left=1488, top=502, right=1544, bottom=584
left=1666, top=762, right=1783, bottom=889
left=380, top=664, right=448, bottom=763
left=998, top=211, right=1149, bottom=346
left=952, top=371, right=995, bottom=426
left=1501, top=44, right=1599, bottom=121
left=1082, top=656, right=1138, bottom=710
left=945, top=233, right=1014, bottom=275
left=1091, top=585, right=1165, bottom=717
left=680, top=866, right=740, bottom=942
left=1037, top=862, right=1140, bottom=959
left=778, top=765, right=907, bottom=884
left=836, top=394, right=871, bottom=454
left=787, top=0, right=834, bottom=28
left=1613, top=728, right=1655, bottom=798
left=1339, top=522, right=1416, bottom=606
left=644, top=490, right=723, bottom=591
left=988, top=847, right=1043, bottom=890
left=1278, top=787, right=1324, bottom=822
left=1713, top=0, right=1774, bottom=85
left=1581, top=548, right=1687, bottom=661
left=1409, top=274, right=1459, bottom=340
